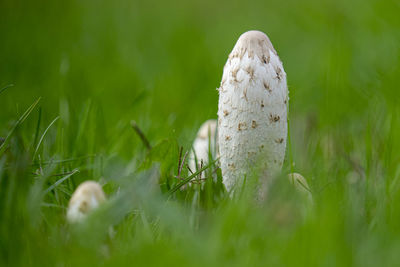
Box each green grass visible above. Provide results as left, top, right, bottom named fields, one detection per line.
left=1, top=0, right=400, bottom=266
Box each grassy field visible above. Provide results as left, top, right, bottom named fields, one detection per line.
left=1, top=0, right=400, bottom=266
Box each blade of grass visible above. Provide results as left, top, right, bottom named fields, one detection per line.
left=43, top=168, right=79, bottom=195
left=41, top=203, right=67, bottom=209
left=168, top=159, right=217, bottom=196
left=33, top=107, right=42, bottom=150
left=31, top=155, right=96, bottom=166
left=287, top=93, right=294, bottom=175
left=131, top=120, right=152, bottom=150
left=0, top=84, right=14, bottom=96
left=74, top=100, right=91, bottom=155
left=32, top=116, right=60, bottom=161
left=0, top=97, right=41, bottom=156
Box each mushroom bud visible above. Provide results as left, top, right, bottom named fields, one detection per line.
left=217, top=30, right=288, bottom=194
left=188, top=119, right=218, bottom=174
left=67, top=181, right=106, bottom=223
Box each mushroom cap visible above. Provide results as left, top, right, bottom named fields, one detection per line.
left=230, top=30, right=277, bottom=61
left=67, top=180, right=106, bottom=223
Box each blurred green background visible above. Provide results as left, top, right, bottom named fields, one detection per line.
left=1, top=0, right=400, bottom=266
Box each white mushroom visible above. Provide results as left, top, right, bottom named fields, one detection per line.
left=217, top=30, right=288, bottom=194
left=67, top=181, right=106, bottom=223
left=188, top=119, right=218, bottom=175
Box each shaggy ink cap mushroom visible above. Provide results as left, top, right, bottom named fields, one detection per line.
left=188, top=119, right=218, bottom=180
left=218, top=30, right=288, bottom=196
left=67, top=181, right=107, bottom=223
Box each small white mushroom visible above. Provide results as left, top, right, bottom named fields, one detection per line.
left=288, top=173, right=313, bottom=202
left=188, top=119, right=218, bottom=175
left=67, top=181, right=106, bottom=223
left=217, top=30, right=288, bottom=194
